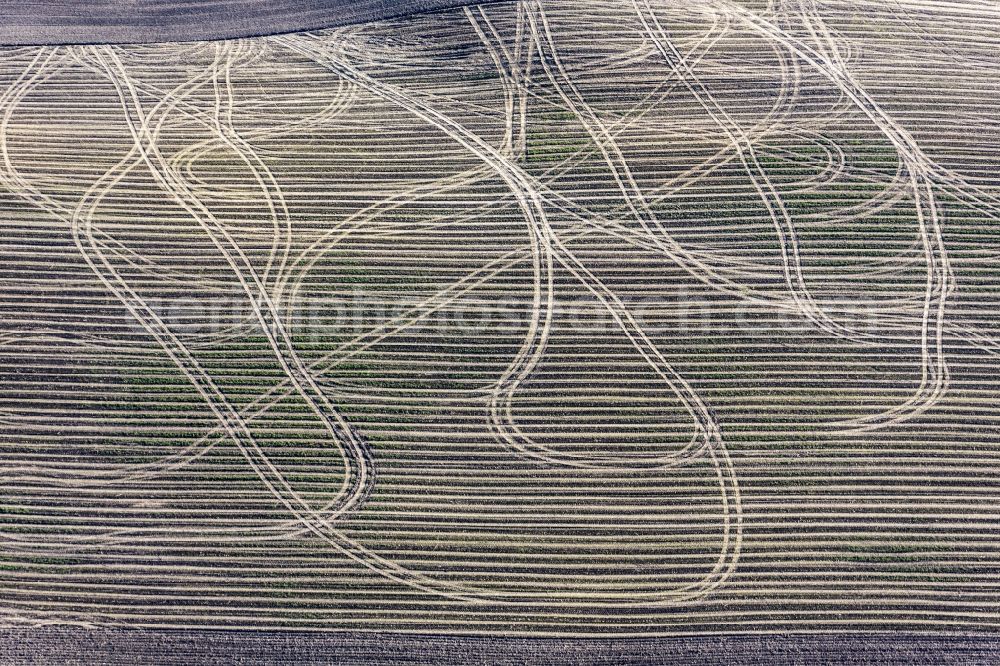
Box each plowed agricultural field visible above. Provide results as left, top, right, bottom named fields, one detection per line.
left=2, top=0, right=1000, bottom=636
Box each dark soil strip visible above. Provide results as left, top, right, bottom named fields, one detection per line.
left=1, top=629, right=998, bottom=665
left=0, top=0, right=504, bottom=46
